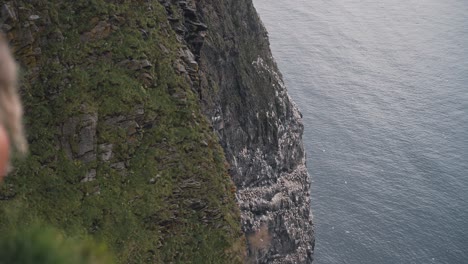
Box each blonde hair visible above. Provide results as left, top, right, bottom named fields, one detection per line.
left=0, top=34, right=27, bottom=155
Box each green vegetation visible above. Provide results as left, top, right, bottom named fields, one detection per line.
left=0, top=226, right=114, bottom=264
left=0, top=0, right=244, bottom=263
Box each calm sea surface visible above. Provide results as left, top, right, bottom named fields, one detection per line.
left=252, top=0, right=468, bottom=263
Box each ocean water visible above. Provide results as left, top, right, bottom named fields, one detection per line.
left=252, top=0, right=468, bottom=263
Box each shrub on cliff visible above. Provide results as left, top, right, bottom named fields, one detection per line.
left=0, top=226, right=113, bottom=264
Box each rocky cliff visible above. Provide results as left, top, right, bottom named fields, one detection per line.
left=159, top=0, right=314, bottom=262
left=0, top=0, right=314, bottom=263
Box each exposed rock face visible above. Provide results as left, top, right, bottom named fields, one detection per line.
left=161, top=0, right=315, bottom=262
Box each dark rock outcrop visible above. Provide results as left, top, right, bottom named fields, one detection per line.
left=160, top=0, right=315, bottom=262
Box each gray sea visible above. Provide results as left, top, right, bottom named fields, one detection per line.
left=252, top=0, right=468, bottom=263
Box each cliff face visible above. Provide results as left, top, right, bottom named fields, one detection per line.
left=161, top=0, right=315, bottom=262
left=0, top=0, right=314, bottom=263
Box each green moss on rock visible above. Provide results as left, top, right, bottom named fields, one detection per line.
left=0, top=0, right=245, bottom=262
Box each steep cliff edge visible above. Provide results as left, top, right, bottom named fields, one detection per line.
left=0, top=0, right=314, bottom=263
left=201, top=1, right=315, bottom=262
left=161, top=0, right=314, bottom=262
